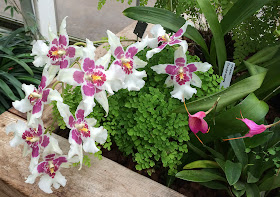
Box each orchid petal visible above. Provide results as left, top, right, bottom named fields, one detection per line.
left=123, top=70, right=146, bottom=91
left=151, top=64, right=169, bottom=74
left=150, top=24, right=166, bottom=38
left=146, top=43, right=167, bottom=59
left=47, top=89, right=63, bottom=103
left=125, top=39, right=147, bottom=58
left=146, top=37, right=158, bottom=48
left=12, top=98, right=32, bottom=113
left=53, top=171, right=67, bottom=187
left=92, top=126, right=108, bottom=144
left=174, top=46, right=187, bottom=63
left=95, top=51, right=111, bottom=70
left=29, top=156, right=40, bottom=172
left=82, top=137, right=99, bottom=153
left=107, top=30, right=123, bottom=59
left=172, top=21, right=194, bottom=40
left=58, top=68, right=84, bottom=86
left=38, top=174, right=54, bottom=193
left=164, top=76, right=173, bottom=87
left=59, top=17, right=69, bottom=45
left=192, top=62, right=212, bottom=72
left=47, top=65, right=60, bottom=82
left=105, top=64, right=125, bottom=94
left=85, top=117, right=97, bottom=127
left=190, top=73, right=202, bottom=88
left=48, top=26, right=58, bottom=42
left=43, top=136, right=63, bottom=157
left=83, top=39, right=96, bottom=59
left=22, top=84, right=35, bottom=96
left=95, top=90, right=109, bottom=117
left=25, top=167, right=39, bottom=184
left=56, top=101, right=74, bottom=129
left=133, top=56, right=147, bottom=69
left=171, top=82, right=197, bottom=101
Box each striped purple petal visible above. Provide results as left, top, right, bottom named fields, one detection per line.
left=38, top=76, right=47, bottom=91
left=41, top=135, right=50, bottom=147
left=175, top=57, right=186, bottom=67
left=37, top=161, right=48, bottom=173
left=125, top=46, right=138, bottom=59
left=69, top=115, right=75, bottom=128
left=187, top=64, right=197, bottom=72
left=60, top=59, right=69, bottom=69
left=169, top=39, right=181, bottom=45
left=53, top=156, right=67, bottom=167
left=75, top=109, right=85, bottom=121
left=31, top=145, right=39, bottom=157
left=158, top=42, right=167, bottom=50
left=173, top=28, right=183, bottom=38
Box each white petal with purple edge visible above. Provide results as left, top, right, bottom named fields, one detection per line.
left=23, top=143, right=32, bottom=157
left=126, top=38, right=148, bottom=54
left=48, top=26, right=58, bottom=42
left=95, top=90, right=109, bottom=116
left=22, top=84, right=35, bottom=96
left=150, top=24, right=165, bottom=38
left=38, top=174, right=54, bottom=193
left=190, top=73, right=202, bottom=88
left=12, top=98, right=33, bottom=113
left=171, top=82, right=197, bottom=101
left=107, top=30, right=122, bottom=59
left=43, top=136, right=63, bottom=157
left=172, top=21, right=194, bottom=40
left=56, top=101, right=73, bottom=129
left=174, top=46, right=187, bottom=62
left=82, top=95, right=96, bottom=117
left=133, top=56, right=147, bottom=69
left=83, top=39, right=96, bottom=59
left=151, top=64, right=169, bottom=74
left=193, top=62, right=212, bottom=72
left=82, top=137, right=99, bottom=153
left=92, top=126, right=108, bottom=144
left=57, top=68, right=83, bottom=86
left=123, top=70, right=146, bottom=91
left=95, top=51, right=111, bottom=70
left=68, top=137, right=83, bottom=169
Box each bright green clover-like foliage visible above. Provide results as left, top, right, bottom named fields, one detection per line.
left=52, top=45, right=222, bottom=175
left=232, top=0, right=279, bottom=65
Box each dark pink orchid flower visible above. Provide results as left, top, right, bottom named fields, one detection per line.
left=12, top=69, right=62, bottom=126
left=223, top=111, right=280, bottom=141
left=184, top=98, right=220, bottom=144
left=26, top=154, right=68, bottom=193
left=146, top=21, right=193, bottom=59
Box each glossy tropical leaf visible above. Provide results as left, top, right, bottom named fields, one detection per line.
left=225, top=160, right=242, bottom=185
left=0, top=78, right=18, bottom=100
left=123, top=6, right=211, bottom=62
left=267, top=118, right=280, bottom=148
left=196, top=0, right=227, bottom=74
left=176, top=169, right=226, bottom=182
left=200, top=181, right=228, bottom=190
left=259, top=174, right=280, bottom=191
left=174, top=68, right=267, bottom=114
left=0, top=54, right=33, bottom=75
left=245, top=183, right=260, bottom=197
left=228, top=134, right=248, bottom=167
left=247, top=45, right=280, bottom=65
left=220, top=0, right=271, bottom=35
left=183, top=160, right=219, bottom=169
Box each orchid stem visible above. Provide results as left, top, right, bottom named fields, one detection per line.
left=194, top=133, right=204, bottom=144
left=205, top=97, right=220, bottom=115
left=266, top=119, right=280, bottom=128
left=70, top=57, right=80, bottom=68
left=183, top=98, right=190, bottom=115
left=52, top=81, right=62, bottom=90
left=263, top=85, right=280, bottom=101
left=223, top=136, right=247, bottom=141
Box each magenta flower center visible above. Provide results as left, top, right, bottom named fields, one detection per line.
left=175, top=67, right=189, bottom=85
left=75, top=123, right=90, bottom=138
left=158, top=34, right=171, bottom=43
left=90, top=71, right=106, bottom=86
left=22, top=128, right=39, bottom=145
left=46, top=162, right=58, bottom=178
left=121, top=58, right=133, bottom=74
left=28, top=91, right=41, bottom=104
left=47, top=46, right=66, bottom=61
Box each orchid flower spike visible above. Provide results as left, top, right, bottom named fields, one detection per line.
left=25, top=154, right=68, bottom=193
left=152, top=46, right=211, bottom=101
left=146, top=21, right=194, bottom=59
left=184, top=97, right=220, bottom=144
left=223, top=111, right=280, bottom=141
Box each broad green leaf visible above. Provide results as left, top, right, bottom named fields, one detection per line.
left=244, top=131, right=273, bottom=149
left=220, top=0, right=271, bottom=35
left=122, top=7, right=211, bottom=62
left=204, top=145, right=225, bottom=160
left=234, top=181, right=246, bottom=191
left=200, top=181, right=228, bottom=190
left=225, top=160, right=242, bottom=185
left=267, top=118, right=280, bottom=148
left=245, top=183, right=260, bottom=197
left=247, top=45, right=280, bottom=65
left=215, top=158, right=225, bottom=172
left=0, top=78, right=18, bottom=100
left=259, top=174, right=280, bottom=191
left=232, top=188, right=245, bottom=197
left=186, top=141, right=210, bottom=159
left=228, top=134, right=248, bottom=167
left=174, top=68, right=267, bottom=114
left=0, top=54, right=33, bottom=75
left=176, top=169, right=226, bottom=182
left=0, top=95, right=10, bottom=109
left=244, top=62, right=267, bottom=76
left=247, top=172, right=259, bottom=184
left=15, top=76, right=41, bottom=85
left=183, top=160, right=219, bottom=169
left=196, top=0, right=227, bottom=74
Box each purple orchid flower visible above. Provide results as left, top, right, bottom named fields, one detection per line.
left=223, top=112, right=280, bottom=141
left=57, top=102, right=107, bottom=168
left=25, top=154, right=68, bottom=193
left=183, top=98, right=220, bottom=144
left=12, top=68, right=62, bottom=126
left=146, top=21, right=193, bottom=59
left=152, top=46, right=211, bottom=101
left=6, top=119, right=62, bottom=171
left=107, top=30, right=148, bottom=91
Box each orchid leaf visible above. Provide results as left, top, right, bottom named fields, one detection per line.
left=183, top=160, right=219, bottom=169
left=176, top=169, right=226, bottom=182
left=228, top=134, right=248, bottom=167
left=245, top=183, right=260, bottom=197
left=196, top=0, right=227, bottom=74
left=259, top=174, right=280, bottom=191
left=200, top=181, right=228, bottom=190
left=123, top=6, right=211, bottom=62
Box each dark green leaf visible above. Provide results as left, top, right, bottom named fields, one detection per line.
left=247, top=45, right=280, bottom=65
left=0, top=54, right=33, bottom=75
left=215, top=158, right=225, bottom=172
left=176, top=169, right=226, bottom=182
left=232, top=188, right=245, bottom=197
left=183, top=160, right=219, bottom=169
left=186, top=141, right=210, bottom=159
left=245, top=183, right=260, bottom=197
left=225, top=160, right=242, bottom=185
left=204, top=145, right=225, bottom=160
left=200, top=181, right=228, bottom=190
left=228, top=134, right=248, bottom=167
left=259, top=175, right=280, bottom=191
left=0, top=78, right=18, bottom=100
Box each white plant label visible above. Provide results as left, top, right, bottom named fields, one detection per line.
left=220, top=61, right=235, bottom=89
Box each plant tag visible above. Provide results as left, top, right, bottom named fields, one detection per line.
left=133, top=21, right=148, bottom=38
left=220, top=61, right=235, bottom=89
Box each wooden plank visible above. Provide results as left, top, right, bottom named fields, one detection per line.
left=0, top=111, right=185, bottom=197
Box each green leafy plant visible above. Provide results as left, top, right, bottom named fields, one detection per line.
left=52, top=45, right=223, bottom=175
left=176, top=116, right=280, bottom=196
left=0, top=28, right=43, bottom=113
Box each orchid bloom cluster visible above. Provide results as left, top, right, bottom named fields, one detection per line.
left=5, top=17, right=216, bottom=193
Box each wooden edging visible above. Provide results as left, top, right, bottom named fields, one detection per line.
left=0, top=22, right=185, bottom=197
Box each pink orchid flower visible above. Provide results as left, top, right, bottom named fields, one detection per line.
left=152, top=46, right=211, bottom=101
left=184, top=98, right=220, bottom=144
left=146, top=21, right=193, bottom=59
left=31, top=17, right=77, bottom=79
left=223, top=111, right=280, bottom=141
left=58, top=47, right=123, bottom=116
left=107, top=30, right=148, bottom=91
left=6, top=119, right=62, bottom=171
left=25, top=154, right=68, bottom=194
left=12, top=69, right=62, bottom=126
left=57, top=102, right=107, bottom=168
